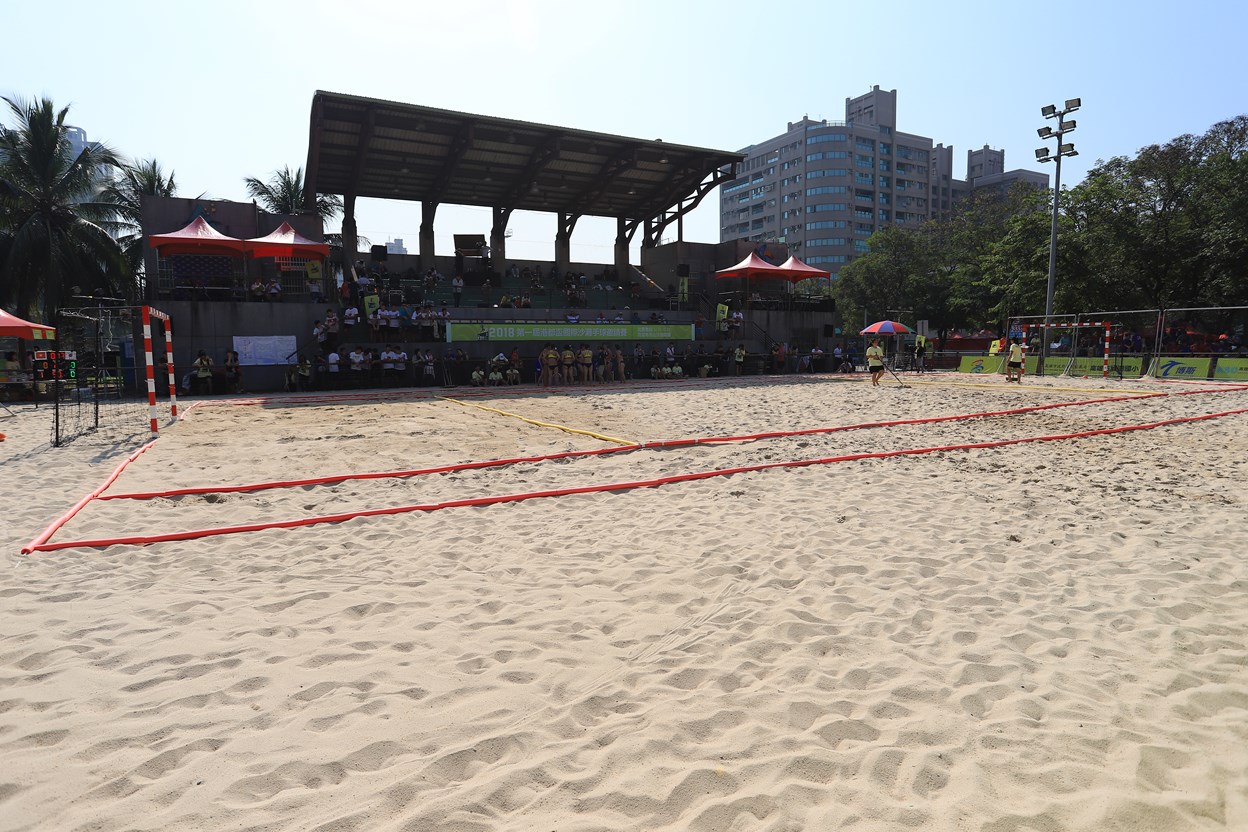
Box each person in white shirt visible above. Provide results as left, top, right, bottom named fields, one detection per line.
left=349, top=348, right=365, bottom=373
left=326, top=349, right=341, bottom=374
left=343, top=305, right=359, bottom=331
left=394, top=348, right=408, bottom=382
left=386, top=306, right=401, bottom=332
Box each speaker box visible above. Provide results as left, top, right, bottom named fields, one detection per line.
left=370, top=245, right=388, bottom=262
left=676, top=264, right=690, bottom=277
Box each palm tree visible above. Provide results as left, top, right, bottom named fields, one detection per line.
left=243, top=165, right=342, bottom=224
left=97, top=157, right=177, bottom=280
left=0, top=95, right=125, bottom=318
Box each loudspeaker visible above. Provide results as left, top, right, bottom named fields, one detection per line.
left=823, top=324, right=837, bottom=337
left=676, top=264, right=690, bottom=277
left=370, top=245, right=388, bottom=261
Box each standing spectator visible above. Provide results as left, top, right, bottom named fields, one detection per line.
left=452, top=274, right=464, bottom=307
left=312, top=319, right=327, bottom=354
left=913, top=337, right=927, bottom=373
left=223, top=350, right=242, bottom=393
left=249, top=278, right=265, bottom=302
left=266, top=276, right=282, bottom=302
left=193, top=350, right=214, bottom=395
left=367, top=306, right=381, bottom=342
left=324, top=308, right=339, bottom=349
left=308, top=271, right=323, bottom=304
left=343, top=302, right=359, bottom=335
left=734, top=344, right=747, bottom=375
left=339, top=275, right=351, bottom=305
left=482, top=278, right=493, bottom=306
left=325, top=347, right=341, bottom=387
left=296, top=355, right=313, bottom=391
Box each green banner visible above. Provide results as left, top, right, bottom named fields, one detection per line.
left=1212, top=357, right=1248, bottom=381
left=362, top=293, right=380, bottom=317
left=1149, top=356, right=1211, bottom=379
left=958, top=355, right=1144, bottom=377
left=958, top=355, right=1005, bottom=374
left=447, top=323, right=696, bottom=343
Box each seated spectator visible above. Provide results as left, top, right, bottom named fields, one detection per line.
left=566, top=312, right=580, bottom=324
left=613, top=311, right=625, bottom=324
left=488, top=367, right=503, bottom=386
left=471, top=366, right=486, bottom=386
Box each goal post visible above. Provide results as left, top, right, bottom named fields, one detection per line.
left=141, top=306, right=177, bottom=435
left=1020, top=321, right=1111, bottom=378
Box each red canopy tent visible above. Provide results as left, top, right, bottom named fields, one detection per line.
left=714, top=252, right=787, bottom=279
left=244, top=222, right=330, bottom=258
left=148, top=217, right=249, bottom=257
left=0, top=309, right=56, bottom=340
left=777, top=255, right=831, bottom=281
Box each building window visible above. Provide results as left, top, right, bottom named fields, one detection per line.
left=879, top=142, right=891, bottom=155
left=805, top=186, right=847, bottom=196
left=854, top=240, right=870, bottom=253
left=878, top=209, right=890, bottom=222
left=878, top=176, right=891, bottom=189
left=806, top=153, right=823, bottom=163
left=878, top=160, right=891, bottom=172
left=805, top=220, right=848, bottom=230
left=806, top=133, right=847, bottom=144
left=806, top=203, right=848, bottom=213
left=806, top=237, right=847, bottom=247
left=855, top=154, right=874, bottom=168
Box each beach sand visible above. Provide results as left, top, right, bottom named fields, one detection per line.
left=2, top=373, right=1246, bottom=831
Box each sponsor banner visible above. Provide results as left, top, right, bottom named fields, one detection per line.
left=447, top=323, right=696, bottom=343
left=1149, top=357, right=1212, bottom=379
left=960, top=355, right=1144, bottom=377
left=1212, top=357, right=1248, bottom=380
left=958, top=356, right=1004, bottom=374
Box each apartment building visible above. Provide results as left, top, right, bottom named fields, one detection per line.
left=719, top=86, right=1047, bottom=279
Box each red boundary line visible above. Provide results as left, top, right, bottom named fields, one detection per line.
left=99, top=392, right=1164, bottom=501
left=21, top=439, right=159, bottom=552
left=25, top=408, right=1248, bottom=553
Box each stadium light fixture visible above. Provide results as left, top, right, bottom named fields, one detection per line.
left=1036, top=96, right=1083, bottom=375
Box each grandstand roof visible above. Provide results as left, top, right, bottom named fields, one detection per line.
left=304, top=91, right=743, bottom=220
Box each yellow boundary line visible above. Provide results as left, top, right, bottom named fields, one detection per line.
left=438, top=396, right=637, bottom=446
left=905, top=379, right=1157, bottom=395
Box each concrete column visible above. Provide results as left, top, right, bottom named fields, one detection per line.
left=555, top=212, right=572, bottom=276
left=419, top=200, right=438, bottom=273
left=341, top=194, right=358, bottom=281
left=615, top=217, right=631, bottom=283
left=491, top=207, right=511, bottom=270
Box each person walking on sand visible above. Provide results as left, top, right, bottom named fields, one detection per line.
left=1006, top=338, right=1024, bottom=383
left=866, top=338, right=885, bottom=386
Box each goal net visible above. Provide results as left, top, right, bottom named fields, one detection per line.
left=47, top=306, right=177, bottom=447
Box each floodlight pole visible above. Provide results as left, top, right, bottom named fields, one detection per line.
left=1035, top=98, right=1080, bottom=376
left=1042, top=150, right=1063, bottom=374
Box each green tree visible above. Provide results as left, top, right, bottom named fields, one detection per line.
left=0, top=95, right=125, bottom=318
left=97, top=157, right=177, bottom=280
left=243, top=165, right=342, bottom=224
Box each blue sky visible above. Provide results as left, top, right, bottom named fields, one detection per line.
left=4, top=0, right=1245, bottom=263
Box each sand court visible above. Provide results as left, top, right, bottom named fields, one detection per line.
left=2, top=374, right=1247, bottom=830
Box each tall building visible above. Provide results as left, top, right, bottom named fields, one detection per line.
left=386, top=237, right=409, bottom=255
left=719, top=87, right=1046, bottom=280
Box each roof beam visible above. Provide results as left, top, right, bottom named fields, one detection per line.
left=499, top=134, right=562, bottom=208
left=426, top=120, right=476, bottom=203
left=346, top=106, right=377, bottom=199
left=571, top=148, right=639, bottom=215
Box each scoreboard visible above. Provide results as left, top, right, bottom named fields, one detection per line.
left=33, top=350, right=78, bottom=382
